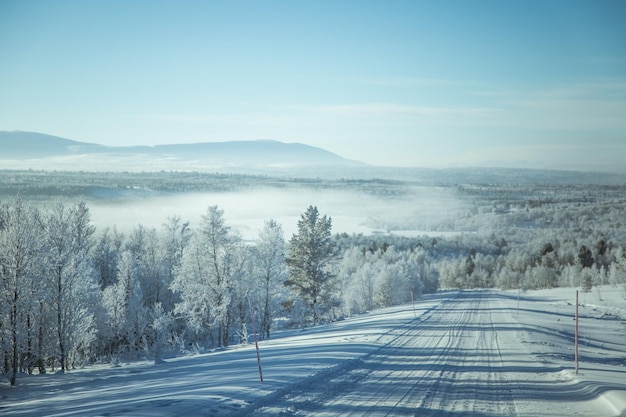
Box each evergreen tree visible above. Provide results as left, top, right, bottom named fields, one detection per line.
left=578, top=245, right=594, bottom=269
left=285, top=206, right=337, bottom=325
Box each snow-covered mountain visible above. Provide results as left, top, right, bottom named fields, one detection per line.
left=0, top=131, right=107, bottom=157
left=0, top=131, right=363, bottom=167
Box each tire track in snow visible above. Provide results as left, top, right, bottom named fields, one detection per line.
left=410, top=302, right=472, bottom=415
left=246, top=291, right=520, bottom=416
left=245, top=295, right=457, bottom=416
left=486, top=299, right=518, bottom=416
left=417, top=293, right=516, bottom=416
left=350, top=296, right=465, bottom=416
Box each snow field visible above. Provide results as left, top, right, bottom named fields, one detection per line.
left=498, top=286, right=626, bottom=417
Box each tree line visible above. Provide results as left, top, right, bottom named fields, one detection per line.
left=4, top=189, right=626, bottom=387
left=0, top=199, right=433, bottom=386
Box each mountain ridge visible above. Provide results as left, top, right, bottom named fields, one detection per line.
left=0, top=131, right=363, bottom=167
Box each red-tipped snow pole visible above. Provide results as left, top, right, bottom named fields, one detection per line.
left=248, top=297, right=264, bottom=382
left=575, top=290, right=579, bottom=375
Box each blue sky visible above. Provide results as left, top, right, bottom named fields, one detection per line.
left=1, top=0, right=625, bottom=169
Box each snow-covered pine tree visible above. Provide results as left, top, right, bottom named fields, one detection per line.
left=285, top=206, right=337, bottom=326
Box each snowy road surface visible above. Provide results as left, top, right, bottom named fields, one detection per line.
left=252, top=291, right=518, bottom=416
left=252, top=290, right=625, bottom=417
left=2, top=289, right=626, bottom=416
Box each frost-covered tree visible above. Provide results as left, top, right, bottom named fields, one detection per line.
left=376, top=261, right=405, bottom=307
left=437, top=256, right=468, bottom=289
left=171, top=235, right=214, bottom=347
left=127, top=226, right=165, bottom=308
left=526, top=264, right=558, bottom=289
left=102, top=251, right=148, bottom=360
left=150, top=302, right=174, bottom=364
left=0, top=198, right=40, bottom=385
left=93, top=226, right=124, bottom=289
left=609, top=251, right=626, bottom=286
left=101, top=278, right=125, bottom=360
left=172, top=206, right=242, bottom=348
left=39, top=202, right=98, bottom=372
left=224, top=241, right=251, bottom=345
left=399, top=248, right=426, bottom=300
left=285, top=206, right=337, bottom=325
left=199, top=206, right=239, bottom=346
left=355, top=260, right=378, bottom=311
left=252, top=219, right=287, bottom=339
left=581, top=269, right=593, bottom=293
left=121, top=222, right=183, bottom=357
left=333, top=241, right=436, bottom=315
left=334, top=246, right=368, bottom=316
left=161, top=215, right=191, bottom=311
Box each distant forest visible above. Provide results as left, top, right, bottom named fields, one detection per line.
left=0, top=169, right=408, bottom=198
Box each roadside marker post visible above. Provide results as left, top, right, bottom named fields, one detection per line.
left=248, top=297, right=264, bottom=382
left=411, top=291, right=416, bottom=319
left=575, top=290, right=579, bottom=375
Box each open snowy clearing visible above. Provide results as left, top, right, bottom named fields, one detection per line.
left=2, top=288, right=625, bottom=417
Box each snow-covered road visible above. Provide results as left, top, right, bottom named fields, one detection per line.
left=2, top=289, right=625, bottom=417
left=251, top=290, right=626, bottom=416
left=253, top=291, right=519, bottom=416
